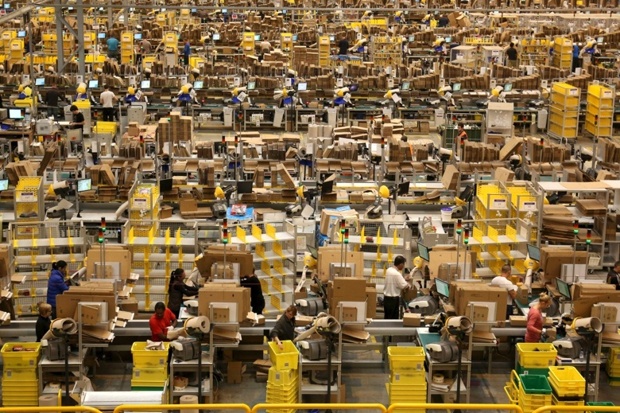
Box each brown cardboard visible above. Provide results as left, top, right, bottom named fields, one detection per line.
left=494, top=167, right=515, bottom=182
left=200, top=248, right=253, bottom=280
left=57, top=292, right=116, bottom=321
left=366, top=287, right=377, bottom=318
left=80, top=304, right=103, bottom=326
left=86, top=246, right=131, bottom=280
left=572, top=283, right=616, bottom=300
left=0, top=244, right=9, bottom=278
left=442, top=164, right=459, bottom=191
left=119, top=298, right=138, bottom=313
left=317, top=246, right=364, bottom=282
left=573, top=293, right=620, bottom=317
left=541, top=247, right=588, bottom=280
left=403, top=313, right=422, bottom=327
left=227, top=361, right=245, bottom=384
left=341, top=305, right=358, bottom=322
left=453, top=284, right=507, bottom=321
left=510, top=315, right=527, bottom=327
left=198, top=284, right=250, bottom=322
left=591, top=305, right=618, bottom=323
left=160, top=205, right=173, bottom=219
left=319, top=209, right=358, bottom=237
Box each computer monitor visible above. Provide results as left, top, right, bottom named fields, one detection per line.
left=98, top=32, right=106, bottom=39
left=88, top=79, right=99, bottom=89
left=408, top=36, right=415, bottom=42
left=401, top=81, right=410, bottom=91
left=247, top=81, right=256, bottom=90
left=212, top=33, right=221, bottom=41
left=417, top=243, right=430, bottom=262
left=527, top=244, right=540, bottom=261
left=237, top=180, right=253, bottom=194
left=445, top=36, right=452, bottom=43
left=435, top=278, right=450, bottom=299
left=597, top=36, right=604, bottom=44
left=452, top=82, right=462, bottom=92
left=503, top=83, right=513, bottom=92
left=3, top=4, right=10, bottom=8
left=8, top=109, right=23, bottom=120
left=159, top=178, right=173, bottom=192
left=254, top=34, right=261, bottom=41
left=0, top=179, right=8, bottom=191
left=308, top=245, right=318, bottom=259
left=77, top=178, right=92, bottom=192
left=193, top=80, right=204, bottom=90
left=134, top=33, right=142, bottom=40
left=556, top=278, right=571, bottom=301
left=191, top=8, right=196, bottom=12
left=292, top=34, right=298, bottom=41
left=141, top=80, right=150, bottom=89
left=17, top=30, right=26, bottom=38
left=297, top=82, right=307, bottom=91
left=329, top=35, right=335, bottom=42
left=221, top=8, right=227, bottom=13
left=398, top=181, right=410, bottom=196
left=35, top=77, right=45, bottom=86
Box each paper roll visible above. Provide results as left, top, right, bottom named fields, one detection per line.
left=179, top=395, right=199, bottom=413
left=50, top=318, right=78, bottom=337
left=39, top=394, right=57, bottom=412
left=184, top=316, right=210, bottom=335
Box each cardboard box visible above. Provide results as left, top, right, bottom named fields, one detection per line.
left=366, top=286, right=377, bottom=318
left=319, top=209, right=358, bottom=237
left=198, top=284, right=250, bottom=322
left=160, top=205, right=173, bottom=219
left=317, top=245, right=364, bottom=282
left=341, top=305, right=358, bottom=322
left=227, top=361, right=245, bottom=384
left=85, top=245, right=131, bottom=280
left=540, top=247, right=588, bottom=281
left=452, top=283, right=507, bottom=321
left=403, top=313, right=422, bottom=327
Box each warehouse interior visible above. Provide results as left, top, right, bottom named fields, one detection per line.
left=1, top=0, right=620, bottom=411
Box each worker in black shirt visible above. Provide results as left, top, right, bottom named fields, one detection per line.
left=69, top=105, right=85, bottom=130
left=338, top=36, right=349, bottom=55
left=44, top=84, right=63, bottom=119
left=270, top=305, right=296, bottom=350
left=607, top=261, right=620, bottom=290
left=240, top=270, right=265, bottom=314
left=506, top=42, right=518, bottom=68
left=438, top=14, right=449, bottom=27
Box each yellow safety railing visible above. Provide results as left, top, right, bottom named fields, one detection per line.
left=388, top=404, right=524, bottom=413
left=114, top=404, right=252, bottom=413
left=253, top=403, right=387, bottom=413
left=533, top=407, right=620, bottom=413
left=0, top=408, right=102, bottom=413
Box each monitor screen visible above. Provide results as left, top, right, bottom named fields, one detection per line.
left=237, top=180, right=253, bottom=194
left=254, top=34, right=261, bottom=41
left=398, top=181, right=410, bottom=196
left=435, top=278, right=450, bottom=299
left=159, top=178, right=173, bottom=192
left=193, top=80, right=204, bottom=90
left=527, top=244, right=540, bottom=261
left=418, top=243, right=430, bottom=262
left=292, top=35, right=298, bottom=41
left=8, top=109, right=23, bottom=120
left=408, top=36, right=415, bottom=42
left=134, top=33, right=142, bottom=40
left=445, top=36, right=452, bottom=43
left=247, top=81, right=256, bottom=90
left=98, top=32, right=106, bottom=39
left=0, top=179, right=8, bottom=191
left=77, top=179, right=92, bottom=192
left=504, top=83, right=513, bottom=92
left=221, top=8, right=227, bottom=13
left=17, top=30, right=25, bottom=38
left=597, top=36, right=604, bottom=44
left=297, top=82, right=307, bottom=91
left=35, top=77, right=45, bottom=86
left=141, top=80, right=150, bottom=89
left=212, top=33, right=221, bottom=41
left=3, top=4, right=10, bottom=9
left=452, top=82, right=462, bottom=92
left=88, top=79, right=99, bottom=89
left=401, top=81, right=410, bottom=91
left=556, top=278, right=571, bottom=301
left=329, top=35, right=335, bottom=42
left=191, top=8, right=196, bottom=12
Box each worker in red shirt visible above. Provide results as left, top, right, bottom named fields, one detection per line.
left=149, top=301, right=177, bottom=341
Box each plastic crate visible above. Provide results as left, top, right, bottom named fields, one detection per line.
left=2, top=379, right=39, bottom=399
left=520, top=373, right=552, bottom=395
left=388, top=346, right=426, bottom=371
left=548, top=366, right=585, bottom=397
left=3, top=367, right=38, bottom=380
left=130, top=379, right=167, bottom=388
left=586, top=401, right=614, bottom=412
left=387, top=382, right=427, bottom=399
left=516, top=343, right=557, bottom=368
left=552, top=393, right=585, bottom=409
left=267, top=367, right=298, bottom=386
left=390, top=370, right=426, bottom=384
left=132, top=367, right=168, bottom=382
left=516, top=362, right=549, bottom=377
left=131, top=342, right=170, bottom=368
left=268, top=340, right=299, bottom=371
left=1, top=342, right=41, bottom=368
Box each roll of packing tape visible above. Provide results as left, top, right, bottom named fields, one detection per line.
left=432, top=373, right=445, bottom=384
left=179, top=395, right=199, bottom=413
left=184, top=316, right=210, bottom=334
left=39, top=394, right=57, bottom=412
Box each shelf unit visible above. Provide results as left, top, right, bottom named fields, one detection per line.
left=548, top=82, right=580, bottom=141
left=241, top=32, right=255, bottom=55
left=485, top=102, right=514, bottom=145
left=371, top=35, right=402, bottom=68
left=551, top=37, right=572, bottom=70
left=230, top=220, right=297, bottom=315
left=442, top=109, right=484, bottom=149
left=9, top=221, right=86, bottom=316
left=120, top=31, right=134, bottom=64
left=15, top=176, right=44, bottom=222
left=585, top=83, right=614, bottom=139
left=519, top=38, right=551, bottom=66
left=318, top=35, right=330, bottom=67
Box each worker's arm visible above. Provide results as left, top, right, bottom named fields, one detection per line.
left=149, top=318, right=167, bottom=341
left=508, top=288, right=517, bottom=300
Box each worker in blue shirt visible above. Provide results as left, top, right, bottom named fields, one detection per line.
left=183, top=39, right=191, bottom=66
left=572, top=42, right=581, bottom=71
left=107, top=35, right=119, bottom=59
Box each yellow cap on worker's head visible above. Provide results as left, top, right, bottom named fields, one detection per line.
left=379, top=185, right=390, bottom=199
left=296, top=186, right=305, bottom=198
left=215, top=186, right=225, bottom=199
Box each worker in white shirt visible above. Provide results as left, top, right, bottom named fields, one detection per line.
left=491, top=264, right=518, bottom=319
left=99, top=85, right=118, bottom=122
left=383, top=256, right=411, bottom=319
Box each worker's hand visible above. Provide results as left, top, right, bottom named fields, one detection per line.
left=542, top=328, right=547, bottom=336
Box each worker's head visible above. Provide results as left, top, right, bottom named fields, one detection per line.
left=154, top=302, right=166, bottom=318
left=104, top=85, right=109, bottom=91
left=510, top=42, right=514, bottom=48
left=284, top=304, right=297, bottom=320
left=501, top=264, right=511, bottom=278
left=70, top=105, right=79, bottom=114
left=614, top=260, right=620, bottom=272
left=394, top=255, right=406, bottom=271
left=38, top=302, right=52, bottom=318
left=53, top=260, right=68, bottom=274
left=172, top=268, right=185, bottom=280
left=128, top=86, right=135, bottom=95
left=538, top=293, right=551, bottom=309
left=458, top=122, right=464, bottom=130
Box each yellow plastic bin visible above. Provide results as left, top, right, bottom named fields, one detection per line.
left=388, top=346, right=426, bottom=371
left=268, top=340, right=299, bottom=371
left=131, top=342, right=170, bottom=368
left=548, top=366, right=586, bottom=397
left=1, top=342, right=41, bottom=368
left=516, top=343, right=557, bottom=368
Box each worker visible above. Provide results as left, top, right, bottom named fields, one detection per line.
left=607, top=261, right=620, bottom=290
left=491, top=265, right=518, bottom=319
left=579, top=40, right=598, bottom=59
left=240, top=270, right=265, bottom=315
left=438, top=14, right=449, bottom=27
left=99, top=85, right=118, bottom=122
left=456, top=122, right=468, bottom=146
left=259, top=39, right=272, bottom=54
left=572, top=42, right=581, bottom=71
left=525, top=293, right=551, bottom=343
left=36, top=303, right=52, bottom=342
left=46, top=260, right=69, bottom=319
left=106, top=33, right=119, bottom=59
left=167, top=268, right=199, bottom=319
left=17, top=84, right=29, bottom=99
left=383, top=256, right=410, bottom=320
left=338, top=36, right=349, bottom=56
left=43, top=84, right=63, bottom=119
left=270, top=304, right=296, bottom=350
left=177, top=84, right=196, bottom=107
left=183, top=39, right=191, bottom=67
left=140, top=38, right=152, bottom=54
left=506, top=42, right=518, bottom=68
left=75, top=83, right=88, bottom=101
left=124, top=86, right=139, bottom=104
left=149, top=302, right=177, bottom=341
left=69, top=105, right=85, bottom=131
left=189, top=67, right=201, bottom=83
